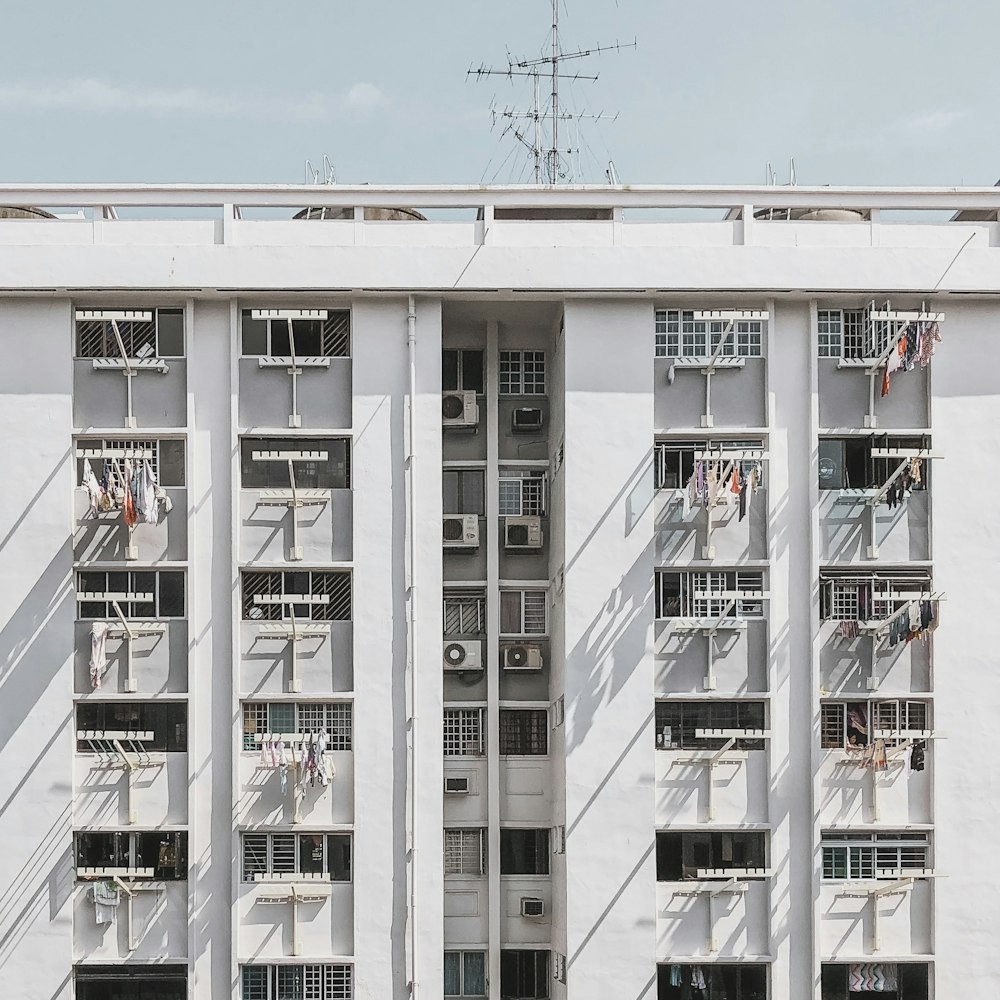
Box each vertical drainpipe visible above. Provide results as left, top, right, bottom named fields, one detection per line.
left=407, top=295, right=419, bottom=999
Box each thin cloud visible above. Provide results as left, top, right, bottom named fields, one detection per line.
left=898, top=108, right=971, bottom=134
left=0, top=78, right=386, bottom=120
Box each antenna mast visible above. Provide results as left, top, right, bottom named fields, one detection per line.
left=469, top=3, right=635, bottom=184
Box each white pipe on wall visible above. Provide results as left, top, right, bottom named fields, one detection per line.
left=406, top=294, right=419, bottom=998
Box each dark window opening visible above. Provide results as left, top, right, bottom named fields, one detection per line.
left=240, top=437, right=350, bottom=489
left=76, top=702, right=187, bottom=752
left=443, top=469, right=486, bottom=515
left=821, top=963, right=928, bottom=1000
left=655, top=701, right=766, bottom=750
left=500, top=950, right=549, bottom=1000
left=658, top=963, right=767, bottom=1000
left=75, top=965, right=187, bottom=1000
left=75, top=831, right=187, bottom=880
left=819, top=436, right=930, bottom=491
left=499, top=710, right=548, bottom=756
left=656, top=831, right=767, bottom=881
left=442, top=349, right=485, bottom=394
left=500, top=829, right=550, bottom=875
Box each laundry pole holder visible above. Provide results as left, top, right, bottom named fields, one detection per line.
left=253, top=874, right=332, bottom=956
left=254, top=595, right=331, bottom=693
left=859, top=592, right=945, bottom=690
left=252, top=450, right=331, bottom=561
left=90, top=319, right=169, bottom=429
left=76, top=730, right=161, bottom=824
left=108, top=876, right=165, bottom=952
left=107, top=601, right=165, bottom=692
left=864, top=448, right=942, bottom=558
left=254, top=316, right=330, bottom=428
left=672, top=727, right=771, bottom=820
left=837, top=877, right=928, bottom=953
left=670, top=875, right=765, bottom=953
left=254, top=731, right=334, bottom=823
left=691, top=449, right=768, bottom=558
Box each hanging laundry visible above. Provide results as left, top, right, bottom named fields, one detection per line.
left=847, top=707, right=868, bottom=738
left=122, top=459, right=138, bottom=529
left=316, top=728, right=329, bottom=786
left=90, top=621, right=110, bottom=689
left=690, top=965, right=707, bottom=991
left=729, top=466, right=740, bottom=494
left=861, top=739, right=888, bottom=771
left=838, top=620, right=860, bottom=640
left=696, top=461, right=706, bottom=509
left=277, top=740, right=288, bottom=794
left=910, top=739, right=926, bottom=773
left=849, top=963, right=898, bottom=992
left=259, top=738, right=269, bottom=768
left=137, top=460, right=158, bottom=524
left=706, top=467, right=718, bottom=510
left=92, top=880, right=120, bottom=925
left=669, top=965, right=683, bottom=988
left=81, top=459, right=103, bottom=516
left=917, top=322, right=941, bottom=368
left=907, top=601, right=921, bottom=634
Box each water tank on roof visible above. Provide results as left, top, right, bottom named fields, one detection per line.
left=294, top=206, right=426, bottom=221
left=0, top=206, right=56, bottom=220
left=752, top=207, right=869, bottom=222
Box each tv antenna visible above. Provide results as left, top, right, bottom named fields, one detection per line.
left=305, top=154, right=337, bottom=185
left=468, top=0, right=635, bottom=184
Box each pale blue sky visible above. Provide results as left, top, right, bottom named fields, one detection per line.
left=1, top=0, right=996, bottom=186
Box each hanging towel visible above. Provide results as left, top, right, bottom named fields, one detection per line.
left=139, top=460, right=159, bottom=525
left=123, top=459, right=138, bottom=529
left=910, top=739, right=926, bottom=773
left=690, top=965, right=707, bottom=991
left=316, top=729, right=329, bottom=786
left=669, top=964, right=683, bottom=987
left=259, top=738, right=269, bottom=767
left=92, top=881, right=120, bottom=925
left=90, top=621, right=110, bottom=688
left=908, top=601, right=922, bottom=633
left=277, top=740, right=288, bottom=794
left=917, top=322, right=941, bottom=367
left=81, top=459, right=102, bottom=516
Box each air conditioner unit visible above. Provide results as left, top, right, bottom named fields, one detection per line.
left=443, top=515, right=480, bottom=549
left=443, top=639, right=482, bottom=672
left=442, top=390, right=479, bottom=428
left=512, top=407, right=544, bottom=433
left=520, top=897, right=545, bottom=918
left=504, top=516, right=543, bottom=549
left=444, top=776, right=471, bottom=795
left=503, top=643, right=544, bottom=671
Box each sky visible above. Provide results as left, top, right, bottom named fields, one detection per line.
left=0, top=0, right=997, bottom=187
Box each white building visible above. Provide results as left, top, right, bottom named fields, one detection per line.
left=0, top=183, right=997, bottom=1000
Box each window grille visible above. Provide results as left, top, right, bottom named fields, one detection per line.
left=499, top=471, right=546, bottom=516
left=240, top=310, right=351, bottom=358
left=75, top=701, right=187, bottom=752
left=819, top=570, right=933, bottom=621
left=242, top=834, right=269, bottom=881
left=444, top=589, right=486, bottom=636
left=499, top=350, right=546, bottom=395
left=655, top=701, right=766, bottom=750
left=821, top=832, right=928, bottom=879
left=655, top=570, right=765, bottom=619
left=820, top=701, right=929, bottom=749
left=242, top=965, right=353, bottom=1000
left=242, top=703, right=353, bottom=751
left=77, top=570, right=185, bottom=619
left=444, top=829, right=485, bottom=876
left=655, top=309, right=764, bottom=359
left=818, top=307, right=901, bottom=360
left=444, top=709, right=484, bottom=756
left=241, top=570, right=352, bottom=621
left=500, top=590, right=547, bottom=635
left=240, top=437, right=350, bottom=490
left=817, top=310, right=843, bottom=358
left=499, top=709, right=548, bottom=755
left=241, top=833, right=352, bottom=882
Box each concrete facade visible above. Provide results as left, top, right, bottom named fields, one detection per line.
left=1, top=183, right=999, bottom=1000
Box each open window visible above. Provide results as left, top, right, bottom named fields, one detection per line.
left=655, top=701, right=766, bottom=750
left=819, top=434, right=932, bottom=492
left=75, top=965, right=187, bottom=1000
left=656, top=570, right=766, bottom=619
left=821, top=700, right=929, bottom=750
left=656, top=831, right=768, bottom=881
left=76, top=702, right=187, bottom=752
left=241, top=437, right=350, bottom=490
left=657, top=964, right=767, bottom=1000
left=500, top=589, right=547, bottom=636
left=499, top=709, right=548, bottom=756
left=499, top=950, right=549, bottom=1000
left=500, top=829, right=550, bottom=875
left=499, top=470, right=546, bottom=516
left=77, top=570, right=185, bottom=619
left=442, top=349, right=485, bottom=393
left=241, top=965, right=353, bottom=1000
left=655, top=437, right=765, bottom=491
left=242, top=570, right=352, bottom=622
left=75, top=830, right=187, bottom=880
left=242, top=702, right=352, bottom=751
left=820, top=963, right=928, bottom=1000
left=77, top=437, right=185, bottom=489
left=241, top=309, right=350, bottom=358
left=76, top=308, right=184, bottom=359
left=241, top=832, right=351, bottom=881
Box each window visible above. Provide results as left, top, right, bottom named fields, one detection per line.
left=500, top=590, right=547, bottom=635
left=658, top=964, right=767, bottom=1000
left=242, top=570, right=352, bottom=621
left=445, top=952, right=487, bottom=997
left=241, top=833, right=351, bottom=882
left=75, top=831, right=187, bottom=879
left=655, top=701, right=766, bottom=750
left=241, top=310, right=350, bottom=358
left=444, top=589, right=486, bottom=636
left=500, top=829, right=549, bottom=875
left=75, top=308, right=184, bottom=359
left=242, top=702, right=352, bottom=751
left=241, top=437, right=350, bottom=490
left=822, top=831, right=929, bottom=880
left=500, top=351, right=546, bottom=395
left=552, top=954, right=566, bottom=985
left=656, top=831, right=767, bottom=881
left=443, top=469, right=486, bottom=515
left=819, top=570, right=932, bottom=622
left=655, top=571, right=765, bottom=619
left=444, top=828, right=486, bottom=876
left=499, top=471, right=546, bottom=516
left=821, top=962, right=928, bottom=1000
left=817, top=307, right=904, bottom=361
left=655, top=309, right=764, bottom=359
left=77, top=570, right=185, bottom=619
left=500, top=950, right=549, bottom=1000
left=241, top=964, right=353, bottom=1000
left=654, top=438, right=765, bottom=490
left=442, top=349, right=485, bottom=393
left=817, top=309, right=843, bottom=358
left=444, top=708, right=484, bottom=756
left=75, top=965, right=187, bottom=1000
left=820, top=700, right=928, bottom=750
left=818, top=435, right=930, bottom=491
left=499, top=710, right=548, bottom=756
left=76, top=702, right=187, bottom=752
left=76, top=437, right=186, bottom=489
